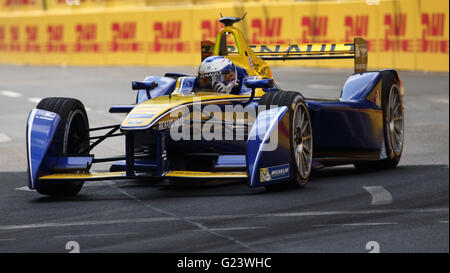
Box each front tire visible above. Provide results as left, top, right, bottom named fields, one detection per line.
left=35, top=97, right=89, bottom=196
left=259, top=91, right=313, bottom=189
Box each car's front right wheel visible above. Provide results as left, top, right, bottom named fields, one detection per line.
left=34, top=97, right=89, bottom=196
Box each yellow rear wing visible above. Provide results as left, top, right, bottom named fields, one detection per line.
left=230, top=38, right=368, bottom=73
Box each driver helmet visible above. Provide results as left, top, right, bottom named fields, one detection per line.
left=198, top=56, right=238, bottom=93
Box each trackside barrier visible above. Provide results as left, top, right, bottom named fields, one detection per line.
left=0, top=0, right=448, bottom=71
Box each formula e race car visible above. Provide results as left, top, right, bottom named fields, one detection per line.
left=26, top=16, right=404, bottom=196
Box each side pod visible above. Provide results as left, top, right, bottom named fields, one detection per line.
left=26, top=109, right=61, bottom=189
left=247, top=106, right=292, bottom=187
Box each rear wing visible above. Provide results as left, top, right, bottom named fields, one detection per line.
left=202, top=38, right=368, bottom=74
left=248, top=38, right=367, bottom=73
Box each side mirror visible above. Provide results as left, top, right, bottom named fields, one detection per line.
left=132, top=81, right=158, bottom=100
left=244, top=78, right=274, bottom=89
left=132, top=81, right=158, bottom=91
left=243, top=78, right=274, bottom=104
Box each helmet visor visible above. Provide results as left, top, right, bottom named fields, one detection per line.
left=198, top=68, right=234, bottom=90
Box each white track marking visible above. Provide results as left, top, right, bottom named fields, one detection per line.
left=54, top=232, right=139, bottom=239
left=0, top=90, right=22, bottom=98
left=0, top=207, right=447, bottom=231
left=16, top=181, right=115, bottom=191
left=0, top=133, right=11, bottom=143
left=313, top=222, right=398, bottom=227
left=438, top=220, right=449, bottom=224
left=431, top=98, right=449, bottom=104
left=186, top=227, right=266, bottom=232
left=94, top=110, right=107, bottom=115
left=306, top=84, right=339, bottom=90
left=15, top=186, right=35, bottom=192
left=27, top=97, right=42, bottom=104
left=0, top=238, right=16, bottom=242
left=363, top=186, right=393, bottom=205
left=109, top=184, right=258, bottom=252
left=84, top=181, right=116, bottom=187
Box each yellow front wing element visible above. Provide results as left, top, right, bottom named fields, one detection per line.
left=39, top=172, right=126, bottom=180
left=164, top=171, right=248, bottom=179
left=38, top=170, right=248, bottom=181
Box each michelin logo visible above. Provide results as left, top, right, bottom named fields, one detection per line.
left=260, top=164, right=290, bottom=182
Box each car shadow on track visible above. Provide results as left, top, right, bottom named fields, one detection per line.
left=2, top=164, right=448, bottom=202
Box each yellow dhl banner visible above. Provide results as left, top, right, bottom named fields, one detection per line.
left=0, top=0, right=448, bottom=71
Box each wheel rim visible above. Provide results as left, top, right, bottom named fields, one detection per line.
left=387, top=85, right=404, bottom=156
left=293, top=103, right=313, bottom=179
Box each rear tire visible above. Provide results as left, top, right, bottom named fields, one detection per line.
left=259, top=91, right=313, bottom=189
left=35, top=97, right=89, bottom=196
left=354, top=71, right=404, bottom=170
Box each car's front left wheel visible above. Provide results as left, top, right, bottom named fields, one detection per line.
left=259, top=91, right=313, bottom=189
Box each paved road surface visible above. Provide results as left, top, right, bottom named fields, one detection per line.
left=0, top=65, right=448, bottom=252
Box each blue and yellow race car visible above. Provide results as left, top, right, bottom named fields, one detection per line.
left=26, top=16, right=404, bottom=196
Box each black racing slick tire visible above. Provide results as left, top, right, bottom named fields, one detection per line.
left=354, top=71, right=404, bottom=170
left=35, top=97, right=90, bottom=196
left=259, top=91, right=313, bottom=189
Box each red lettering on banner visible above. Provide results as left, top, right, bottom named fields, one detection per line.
left=111, top=22, right=141, bottom=52
left=25, top=25, right=40, bottom=52
left=382, top=13, right=412, bottom=52
left=251, top=18, right=287, bottom=44
left=344, top=15, right=375, bottom=51
left=344, top=15, right=368, bottom=39
left=300, top=16, right=331, bottom=43
left=9, top=26, right=21, bottom=52
left=200, top=20, right=222, bottom=41
left=0, top=26, right=6, bottom=51
left=150, top=21, right=189, bottom=53
left=75, top=23, right=100, bottom=52
left=419, top=13, right=448, bottom=54
left=3, top=0, right=36, bottom=6
left=46, top=25, right=66, bottom=52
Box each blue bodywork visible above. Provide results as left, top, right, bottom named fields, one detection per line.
left=26, top=109, right=61, bottom=189
left=247, top=106, right=291, bottom=187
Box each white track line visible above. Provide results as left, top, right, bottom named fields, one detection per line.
left=84, top=181, right=116, bottom=187
left=313, top=222, right=398, bottom=227
left=0, top=238, right=16, bottom=241
left=15, top=186, right=35, bottom=192
left=186, top=227, right=266, bottom=232
left=27, top=97, right=42, bottom=104
left=363, top=186, right=393, bottom=205
left=54, top=232, right=139, bottom=239
left=0, top=208, right=447, bottom=231
left=431, top=98, right=449, bottom=104
left=16, top=181, right=114, bottom=191
left=438, top=220, right=449, bottom=224
left=0, top=133, right=11, bottom=143
left=0, top=90, right=22, bottom=98
left=306, top=84, right=339, bottom=90
left=109, top=184, right=258, bottom=252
